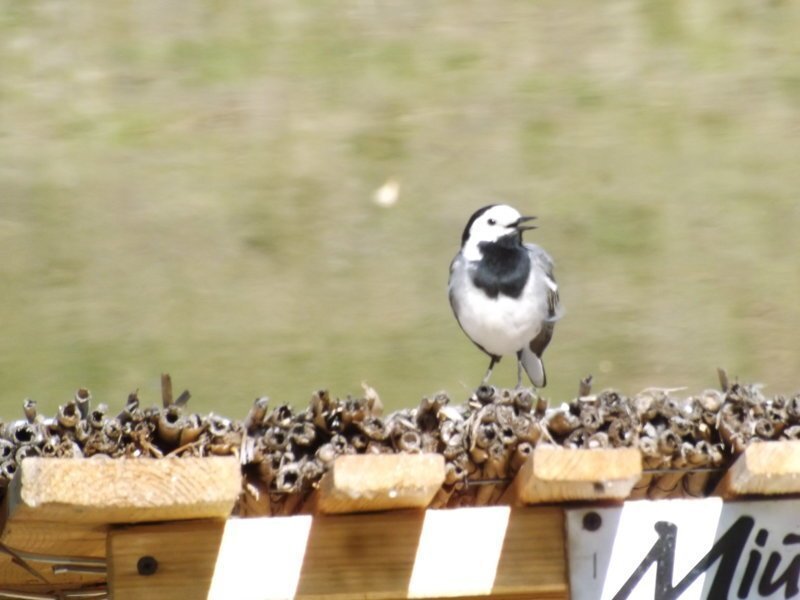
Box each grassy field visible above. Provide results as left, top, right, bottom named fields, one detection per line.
left=1, top=0, right=799, bottom=416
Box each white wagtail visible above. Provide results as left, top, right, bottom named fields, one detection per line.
left=448, top=204, right=561, bottom=388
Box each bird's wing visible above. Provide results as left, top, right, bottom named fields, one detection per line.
left=447, top=253, right=464, bottom=317
left=525, top=243, right=561, bottom=321
left=525, top=244, right=562, bottom=359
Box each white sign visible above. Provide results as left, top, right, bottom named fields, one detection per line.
left=567, top=498, right=800, bottom=600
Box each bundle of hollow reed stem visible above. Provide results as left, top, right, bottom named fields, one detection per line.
left=238, top=384, right=550, bottom=515
left=0, top=385, right=241, bottom=494
left=1, top=371, right=798, bottom=511
left=238, top=374, right=800, bottom=513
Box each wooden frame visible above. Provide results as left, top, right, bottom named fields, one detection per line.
left=4, top=443, right=800, bottom=598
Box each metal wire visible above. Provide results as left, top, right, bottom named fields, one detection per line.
left=0, top=591, right=57, bottom=600
left=642, top=466, right=725, bottom=475
left=52, top=565, right=107, bottom=576
left=62, top=590, right=108, bottom=599
left=462, top=465, right=725, bottom=487
left=7, top=549, right=105, bottom=568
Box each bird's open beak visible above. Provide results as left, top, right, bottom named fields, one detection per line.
left=513, top=216, right=538, bottom=231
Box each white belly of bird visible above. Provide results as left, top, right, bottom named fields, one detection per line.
left=457, top=278, right=545, bottom=357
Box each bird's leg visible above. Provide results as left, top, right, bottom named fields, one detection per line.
left=482, top=356, right=500, bottom=384
left=515, top=351, right=524, bottom=389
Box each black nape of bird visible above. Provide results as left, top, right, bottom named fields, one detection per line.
left=448, top=204, right=561, bottom=388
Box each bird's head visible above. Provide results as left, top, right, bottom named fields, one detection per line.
left=461, top=204, right=537, bottom=248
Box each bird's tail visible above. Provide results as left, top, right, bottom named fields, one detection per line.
left=520, top=346, right=546, bottom=388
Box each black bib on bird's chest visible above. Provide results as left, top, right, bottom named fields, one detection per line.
left=472, top=234, right=530, bottom=299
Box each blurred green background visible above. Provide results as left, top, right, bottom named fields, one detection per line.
left=1, top=0, right=799, bottom=417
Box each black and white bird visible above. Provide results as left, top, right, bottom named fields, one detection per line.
left=448, top=204, right=561, bottom=388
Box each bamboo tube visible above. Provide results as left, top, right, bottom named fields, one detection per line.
left=648, top=447, right=688, bottom=500
left=240, top=478, right=271, bottom=517
left=157, top=406, right=183, bottom=446
left=514, top=390, right=533, bottom=414
left=73, top=420, right=92, bottom=444
left=442, top=435, right=465, bottom=460
left=475, top=385, right=496, bottom=405
left=89, top=404, right=108, bottom=430
left=534, top=395, right=548, bottom=418
left=245, top=397, right=269, bottom=432
left=23, top=399, right=37, bottom=424
left=366, top=441, right=392, bottom=454
left=565, top=428, right=587, bottom=448
left=0, top=459, right=17, bottom=482
left=784, top=425, right=800, bottom=440
left=8, top=421, right=40, bottom=446
left=41, top=437, right=60, bottom=457
left=787, top=396, right=800, bottom=421
left=579, top=403, right=602, bottom=432
left=578, top=375, right=593, bottom=398
left=657, top=429, right=680, bottom=456
left=289, top=422, right=316, bottom=447
left=475, top=442, right=509, bottom=505
left=57, top=401, right=80, bottom=430
left=263, top=427, right=289, bottom=452
left=160, top=373, right=173, bottom=408
left=275, top=463, right=302, bottom=494
left=587, top=431, right=610, bottom=449
left=469, top=446, right=488, bottom=465
left=430, top=483, right=456, bottom=509
left=0, top=439, right=15, bottom=462
left=629, top=437, right=662, bottom=499
left=443, top=462, right=466, bottom=486
left=510, top=442, right=533, bottom=473
left=315, top=443, right=337, bottom=465
left=15, top=444, right=41, bottom=463
left=397, top=430, right=422, bottom=453
left=547, top=410, right=580, bottom=437
left=178, top=414, right=203, bottom=446
left=174, top=389, right=191, bottom=407
left=359, top=416, right=388, bottom=441
left=754, top=418, right=776, bottom=440
left=208, top=415, right=233, bottom=437
left=608, top=417, right=636, bottom=446
left=512, top=415, right=543, bottom=444
left=682, top=442, right=713, bottom=498
left=351, top=433, right=369, bottom=452
left=75, top=388, right=91, bottom=419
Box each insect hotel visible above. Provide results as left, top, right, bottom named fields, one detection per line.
left=1, top=371, right=798, bottom=599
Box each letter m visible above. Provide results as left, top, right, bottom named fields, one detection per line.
left=612, top=516, right=754, bottom=600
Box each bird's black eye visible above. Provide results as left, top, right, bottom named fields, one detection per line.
left=487, top=219, right=496, bottom=226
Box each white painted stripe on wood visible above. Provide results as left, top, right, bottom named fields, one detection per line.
left=208, top=516, right=313, bottom=600
left=408, top=506, right=510, bottom=598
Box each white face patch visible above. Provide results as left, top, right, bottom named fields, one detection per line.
left=463, top=204, right=523, bottom=261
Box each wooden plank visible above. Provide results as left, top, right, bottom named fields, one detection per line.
left=715, top=440, right=800, bottom=498
left=108, top=519, right=226, bottom=600
left=501, top=446, right=642, bottom=505
left=0, top=520, right=106, bottom=590
left=3, top=456, right=240, bottom=524
left=315, top=454, right=445, bottom=514
left=206, top=507, right=566, bottom=599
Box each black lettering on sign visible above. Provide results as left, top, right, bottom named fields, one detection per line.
left=612, top=516, right=754, bottom=600
left=739, top=528, right=769, bottom=598
left=757, top=534, right=800, bottom=599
